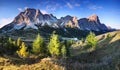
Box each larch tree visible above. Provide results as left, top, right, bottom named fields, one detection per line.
left=32, top=34, right=45, bottom=55
left=86, top=32, right=97, bottom=50
left=17, top=42, right=28, bottom=58
left=17, top=37, right=22, bottom=47
left=47, top=31, right=61, bottom=57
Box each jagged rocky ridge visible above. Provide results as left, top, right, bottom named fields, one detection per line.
left=0, top=8, right=113, bottom=32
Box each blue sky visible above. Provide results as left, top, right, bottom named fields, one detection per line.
left=0, top=0, right=120, bottom=29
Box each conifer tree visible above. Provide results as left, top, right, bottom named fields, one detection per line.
left=5, top=37, right=18, bottom=54
left=17, top=42, right=28, bottom=58
left=64, top=40, right=73, bottom=57
left=61, top=45, right=67, bottom=57
left=6, top=37, right=14, bottom=50
left=17, top=37, right=22, bottom=47
left=32, top=34, right=45, bottom=54
left=86, top=32, right=97, bottom=49
left=48, top=31, right=61, bottom=57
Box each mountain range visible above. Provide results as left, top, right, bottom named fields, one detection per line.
left=0, top=8, right=114, bottom=33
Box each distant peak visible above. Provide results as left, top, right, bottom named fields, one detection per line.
left=24, top=8, right=41, bottom=14
left=65, top=15, right=72, bottom=18
left=25, top=8, right=36, bottom=11
left=88, top=14, right=98, bottom=22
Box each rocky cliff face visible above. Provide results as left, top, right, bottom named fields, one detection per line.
left=1, top=8, right=58, bottom=32
left=78, top=14, right=108, bottom=31
left=58, top=15, right=79, bottom=28
left=0, top=8, right=111, bottom=33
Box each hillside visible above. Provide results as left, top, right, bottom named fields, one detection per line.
left=69, top=30, right=120, bottom=70
left=0, top=31, right=120, bottom=70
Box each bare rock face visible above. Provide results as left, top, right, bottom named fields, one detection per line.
left=1, top=8, right=58, bottom=32
left=78, top=14, right=109, bottom=31
left=59, top=16, right=79, bottom=28
left=72, top=16, right=79, bottom=28
left=88, top=14, right=98, bottom=22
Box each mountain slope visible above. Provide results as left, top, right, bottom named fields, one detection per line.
left=69, top=30, right=120, bottom=70
left=0, top=8, right=58, bottom=32
left=0, top=31, right=120, bottom=70
left=0, top=8, right=113, bottom=33
left=78, top=14, right=108, bottom=31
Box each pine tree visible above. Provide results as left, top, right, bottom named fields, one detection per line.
left=47, top=31, right=61, bottom=57
left=5, top=37, right=18, bottom=54
left=6, top=37, right=14, bottom=50
left=86, top=32, right=97, bottom=49
left=17, top=42, right=28, bottom=58
left=32, top=34, right=45, bottom=54
left=17, top=37, right=22, bottom=47
left=64, top=40, right=73, bottom=57
left=61, top=45, right=67, bottom=57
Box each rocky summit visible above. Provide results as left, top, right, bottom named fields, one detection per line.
left=0, top=8, right=113, bottom=33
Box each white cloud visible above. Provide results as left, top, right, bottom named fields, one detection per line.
left=17, top=8, right=23, bottom=12
left=75, top=3, right=80, bottom=7
left=41, top=10, right=48, bottom=14
left=66, top=2, right=73, bottom=9
left=24, top=7, right=28, bottom=9
left=88, top=5, right=102, bottom=10
left=66, top=3, right=80, bottom=9
left=46, top=4, right=60, bottom=12
left=0, top=18, right=13, bottom=28
left=17, top=7, right=28, bottom=12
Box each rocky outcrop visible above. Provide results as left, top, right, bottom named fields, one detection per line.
left=59, top=15, right=79, bottom=28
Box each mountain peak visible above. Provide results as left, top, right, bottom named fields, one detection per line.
left=88, top=14, right=98, bottom=22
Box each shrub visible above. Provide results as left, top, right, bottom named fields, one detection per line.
left=107, top=34, right=112, bottom=39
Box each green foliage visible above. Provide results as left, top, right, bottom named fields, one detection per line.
left=47, top=31, right=61, bottom=57
left=17, top=42, right=28, bottom=58
left=63, top=40, right=73, bottom=57
left=7, top=37, right=13, bottom=47
left=86, top=32, right=97, bottom=50
left=17, top=37, right=22, bottom=47
left=107, top=34, right=112, bottom=39
left=32, top=34, right=46, bottom=55
left=61, top=45, right=67, bottom=57
left=5, top=37, right=18, bottom=54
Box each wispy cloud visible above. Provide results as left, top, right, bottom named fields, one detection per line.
left=88, top=5, right=102, bottom=10
left=17, top=7, right=28, bottom=12
left=17, top=8, right=23, bottom=12
left=66, top=2, right=73, bottom=9
left=46, top=4, right=60, bottom=12
left=41, top=10, right=48, bottom=14
left=0, top=18, right=13, bottom=28
left=24, top=7, right=28, bottom=9
left=66, top=2, right=80, bottom=9
left=75, top=3, right=80, bottom=7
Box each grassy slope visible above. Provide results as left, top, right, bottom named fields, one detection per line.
left=72, top=30, right=120, bottom=70
left=0, top=57, right=65, bottom=70
left=0, top=31, right=120, bottom=70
